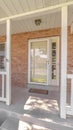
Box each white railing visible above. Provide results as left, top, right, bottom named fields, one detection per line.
left=66, top=74, right=73, bottom=115
left=0, top=71, right=7, bottom=102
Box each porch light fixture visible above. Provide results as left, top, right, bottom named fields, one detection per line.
left=35, top=19, right=41, bottom=26
left=71, top=22, right=73, bottom=34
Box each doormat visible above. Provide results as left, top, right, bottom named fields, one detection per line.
left=29, top=88, right=48, bottom=95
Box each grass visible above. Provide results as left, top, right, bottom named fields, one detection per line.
left=31, top=77, right=47, bottom=83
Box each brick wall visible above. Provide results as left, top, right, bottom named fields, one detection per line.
left=0, top=27, right=73, bottom=88
left=68, top=27, right=73, bottom=73
left=11, top=28, right=61, bottom=88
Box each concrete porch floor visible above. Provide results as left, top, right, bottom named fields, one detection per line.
left=0, top=86, right=73, bottom=130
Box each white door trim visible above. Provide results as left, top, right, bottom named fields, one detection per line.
left=28, top=36, right=60, bottom=86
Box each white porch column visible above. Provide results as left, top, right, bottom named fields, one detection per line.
left=60, top=6, right=68, bottom=118
left=6, top=19, right=11, bottom=105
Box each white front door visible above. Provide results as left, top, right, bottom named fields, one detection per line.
left=28, top=37, right=59, bottom=86
left=28, top=38, right=50, bottom=85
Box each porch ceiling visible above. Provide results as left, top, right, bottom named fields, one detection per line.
left=0, top=0, right=72, bottom=19
left=0, top=0, right=73, bottom=35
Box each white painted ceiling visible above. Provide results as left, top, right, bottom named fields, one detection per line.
left=0, top=0, right=72, bottom=19
left=0, top=0, right=73, bottom=35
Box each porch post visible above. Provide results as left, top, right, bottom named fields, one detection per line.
left=6, top=19, right=11, bottom=105
left=60, top=6, right=68, bottom=118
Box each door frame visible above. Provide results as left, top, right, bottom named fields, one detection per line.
left=28, top=36, right=60, bottom=86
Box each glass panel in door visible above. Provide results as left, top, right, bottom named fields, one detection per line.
left=51, top=42, right=57, bottom=80
left=30, top=40, right=48, bottom=84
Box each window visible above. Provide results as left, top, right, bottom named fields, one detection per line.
left=51, top=42, right=57, bottom=80
left=0, top=43, right=5, bottom=70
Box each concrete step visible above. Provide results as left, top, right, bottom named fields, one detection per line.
left=18, top=120, right=49, bottom=130
left=1, top=117, right=19, bottom=130
left=0, top=110, right=73, bottom=130
left=0, top=110, right=10, bottom=126
left=1, top=116, right=48, bottom=130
